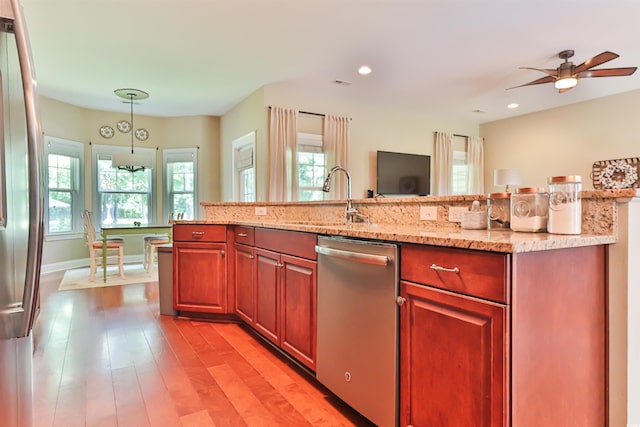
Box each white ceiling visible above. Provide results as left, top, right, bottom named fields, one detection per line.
left=21, top=0, right=640, bottom=123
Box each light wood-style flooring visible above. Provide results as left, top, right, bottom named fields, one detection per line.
left=33, top=271, right=374, bottom=427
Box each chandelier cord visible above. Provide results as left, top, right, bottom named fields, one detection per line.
left=129, top=94, right=135, bottom=154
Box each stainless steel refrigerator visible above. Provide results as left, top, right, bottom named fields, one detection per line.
left=0, top=0, right=45, bottom=425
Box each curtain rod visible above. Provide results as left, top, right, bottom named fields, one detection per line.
left=268, top=106, right=324, bottom=117
left=267, top=106, right=352, bottom=120
left=434, top=131, right=469, bottom=139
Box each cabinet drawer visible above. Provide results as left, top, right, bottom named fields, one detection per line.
left=173, top=224, right=227, bottom=242
left=233, top=226, right=255, bottom=246
left=401, top=244, right=509, bottom=303
left=255, top=228, right=317, bottom=260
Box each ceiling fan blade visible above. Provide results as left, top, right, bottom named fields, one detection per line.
left=519, top=66, right=558, bottom=77
left=507, top=75, right=555, bottom=90
left=558, top=87, right=574, bottom=94
left=577, top=67, right=638, bottom=78
left=574, top=51, right=619, bottom=73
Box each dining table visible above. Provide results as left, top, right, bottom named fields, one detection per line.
left=100, top=224, right=172, bottom=283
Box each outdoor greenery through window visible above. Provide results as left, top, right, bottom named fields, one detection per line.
left=94, top=145, right=155, bottom=227
left=297, top=132, right=325, bottom=201
left=297, top=151, right=326, bottom=201
left=163, top=148, right=198, bottom=221
left=45, top=136, right=84, bottom=235
left=167, top=161, right=195, bottom=219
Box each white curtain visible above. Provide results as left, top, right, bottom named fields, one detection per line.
left=467, top=136, right=484, bottom=194
left=435, top=131, right=453, bottom=195
left=323, top=114, right=350, bottom=199
left=267, top=107, right=298, bottom=201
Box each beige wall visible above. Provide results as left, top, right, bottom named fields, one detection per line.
left=220, top=87, right=267, bottom=201
left=481, top=89, right=640, bottom=191
left=40, top=97, right=220, bottom=268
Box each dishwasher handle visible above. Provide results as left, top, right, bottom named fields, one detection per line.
left=315, top=245, right=391, bottom=266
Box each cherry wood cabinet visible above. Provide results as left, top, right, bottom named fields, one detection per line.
left=400, top=280, right=506, bottom=427
left=172, top=224, right=228, bottom=313
left=233, top=243, right=255, bottom=324
left=400, top=243, right=606, bottom=427
left=236, top=228, right=318, bottom=371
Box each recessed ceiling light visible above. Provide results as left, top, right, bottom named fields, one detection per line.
left=358, top=65, right=372, bottom=75
left=507, top=103, right=519, bottom=109
left=333, top=79, right=352, bottom=86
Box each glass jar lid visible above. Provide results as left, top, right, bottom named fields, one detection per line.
left=548, top=175, right=582, bottom=183
left=516, top=187, right=547, bottom=194
left=488, top=192, right=511, bottom=199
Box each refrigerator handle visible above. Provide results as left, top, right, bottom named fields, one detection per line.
left=0, top=68, right=5, bottom=229
left=12, top=0, right=45, bottom=337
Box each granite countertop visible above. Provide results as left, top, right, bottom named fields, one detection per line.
left=173, top=220, right=616, bottom=253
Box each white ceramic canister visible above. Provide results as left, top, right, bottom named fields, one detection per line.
left=547, top=175, right=582, bottom=235
left=510, top=187, right=549, bottom=232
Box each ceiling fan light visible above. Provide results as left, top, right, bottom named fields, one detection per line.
left=554, top=77, right=577, bottom=89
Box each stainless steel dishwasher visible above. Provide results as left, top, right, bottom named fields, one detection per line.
left=315, top=236, right=399, bottom=427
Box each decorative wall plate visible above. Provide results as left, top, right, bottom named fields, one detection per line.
left=99, top=125, right=114, bottom=139
left=117, top=120, right=131, bottom=133
left=592, top=157, right=640, bottom=189
left=135, top=128, right=149, bottom=141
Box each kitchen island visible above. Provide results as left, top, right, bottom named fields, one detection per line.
left=173, top=189, right=638, bottom=427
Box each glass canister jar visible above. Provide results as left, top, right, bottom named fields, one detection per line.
left=547, top=175, right=582, bottom=235
left=487, top=192, right=511, bottom=230
left=510, top=187, right=549, bottom=232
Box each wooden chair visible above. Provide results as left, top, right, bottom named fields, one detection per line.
left=82, top=210, right=126, bottom=281
left=143, top=234, right=170, bottom=275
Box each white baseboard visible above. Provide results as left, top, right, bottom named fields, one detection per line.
left=41, top=254, right=144, bottom=274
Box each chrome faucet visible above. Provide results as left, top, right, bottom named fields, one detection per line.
left=322, top=165, right=361, bottom=223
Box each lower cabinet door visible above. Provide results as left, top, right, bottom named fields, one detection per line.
left=254, top=248, right=280, bottom=345
left=234, top=243, right=255, bottom=324
left=400, top=280, right=507, bottom=427
left=280, top=254, right=317, bottom=371
left=173, top=242, right=228, bottom=313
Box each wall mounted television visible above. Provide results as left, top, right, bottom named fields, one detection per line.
left=376, top=150, right=431, bottom=196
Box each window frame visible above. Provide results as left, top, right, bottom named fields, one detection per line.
left=91, top=144, right=157, bottom=227
left=231, top=131, right=256, bottom=202
left=44, top=136, right=85, bottom=240
left=162, top=147, right=198, bottom=221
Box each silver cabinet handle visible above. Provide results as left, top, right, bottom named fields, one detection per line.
left=220, top=250, right=225, bottom=256
left=315, top=245, right=391, bottom=266
left=396, top=296, right=406, bottom=306
left=237, top=232, right=248, bottom=237
left=191, top=231, right=205, bottom=239
left=249, top=254, right=254, bottom=259
left=430, top=263, right=460, bottom=274
left=276, top=262, right=283, bottom=268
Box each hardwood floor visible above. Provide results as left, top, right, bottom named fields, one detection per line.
left=33, top=271, right=375, bottom=427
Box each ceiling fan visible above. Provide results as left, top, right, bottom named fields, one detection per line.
left=509, top=50, right=637, bottom=93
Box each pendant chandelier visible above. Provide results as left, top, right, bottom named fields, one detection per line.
left=111, top=88, right=150, bottom=173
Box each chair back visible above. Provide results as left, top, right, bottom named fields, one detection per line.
left=82, top=210, right=97, bottom=244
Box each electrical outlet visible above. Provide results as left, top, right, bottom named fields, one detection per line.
left=254, top=206, right=267, bottom=216
left=419, top=206, right=438, bottom=221
left=448, top=206, right=468, bottom=222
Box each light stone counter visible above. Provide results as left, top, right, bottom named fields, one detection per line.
left=184, top=189, right=636, bottom=253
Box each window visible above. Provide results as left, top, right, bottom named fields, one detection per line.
left=297, top=132, right=325, bottom=201
left=232, top=131, right=255, bottom=202
left=44, top=136, right=84, bottom=237
left=92, top=144, right=156, bottom=227
left=452, top=136, right=469, bottom=195
left=163, top=148, right=198, bottom=221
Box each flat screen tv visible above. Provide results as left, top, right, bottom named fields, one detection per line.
left=376, top=150, right=431, bottom=196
